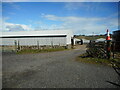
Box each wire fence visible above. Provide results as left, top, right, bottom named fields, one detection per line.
left=1, top=40, right=70, bottom=52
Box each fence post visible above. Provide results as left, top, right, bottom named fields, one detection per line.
left=112, top=42, right=115, bottom=59
left=106, top=40, right=111, bottom=59
left=14, top=40, right=17, bottom=52
left=2, top=45, right=4, bottom=52
left=81, top=39, right=83, bottom=45
left=106, top=29, right=111, bottom=59
left=37, top=41, right=39, bottom=49
left=71, top=37, right=74, bottom=49
left=51, top=41, right=53, bottom=48
left=18, top=40, right=20, bottom=51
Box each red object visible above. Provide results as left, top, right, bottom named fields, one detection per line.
left=107, top=47, right=111, bottom=51
left=106, top=29, right=111, bottom=40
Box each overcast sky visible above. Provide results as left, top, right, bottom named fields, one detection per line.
left=1, top=0, right=119, bottom=35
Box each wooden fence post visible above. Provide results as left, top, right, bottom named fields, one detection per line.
left=106, top=40, right=111, bottom=59
left=112, top=42, right=115, bottom=59
left=71, top=37, right=74, bottom=49
left=51, top=41, right=53, bottom=48
left=2, top=45, right=4, bottom=52
left=37, top=41, right=39, bottom=49
left=81, top=39, right=83, bottom=45
left=18, top=40, right=20, bottom=51
left=14, top=40, right=17, bottom=52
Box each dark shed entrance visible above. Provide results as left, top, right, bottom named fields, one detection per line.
left=112, top=30, right=120, bottom=52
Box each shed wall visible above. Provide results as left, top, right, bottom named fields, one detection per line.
left=2, top=37, right=66, bottom=46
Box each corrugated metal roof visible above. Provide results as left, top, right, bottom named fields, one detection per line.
left=1, top=30, right=73, bottom=37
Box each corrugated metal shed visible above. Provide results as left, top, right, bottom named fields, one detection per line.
left=96, top=38, right=106, bottom=42
left=82, top=39, right=90, bottom=43
left=0, top=30, right=73, bottom=46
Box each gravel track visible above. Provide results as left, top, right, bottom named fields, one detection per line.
left=2, top=46, right=119, bottom=88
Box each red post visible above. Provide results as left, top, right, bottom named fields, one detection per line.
left=106, top=29, right=111, bottom=59
left=106, top=29, right=111, bottom=40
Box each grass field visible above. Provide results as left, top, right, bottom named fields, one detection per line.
left=75, top=35, right=106, bottom=40
left=16, top=47, right=68, bottom=54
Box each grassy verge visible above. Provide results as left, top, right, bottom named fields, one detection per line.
left=76, top=53, right=120, bottom=67
left=16, top=48, right=69, bottom=54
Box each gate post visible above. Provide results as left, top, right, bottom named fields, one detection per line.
left=106, top=29, right=111, bottom=59
left=106, top=40, right=111, bottom=59
left=71, top=37, right=74, bottom=49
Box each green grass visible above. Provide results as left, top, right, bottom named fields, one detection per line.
left=75, top=35, right=105, bottom=40
left=76, top=53, right=120, bottom=67
left=17, top=48, right=68, bottom=54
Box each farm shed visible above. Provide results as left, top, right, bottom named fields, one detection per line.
left=96, top=38, right=106, bottom=42
left=82, top=39, right=90, bottom=44
left=112, top=30, right=120, bottom=52
left=0, top=30, right=73, bottom=47
left=74, top=38, right=80, bottom=44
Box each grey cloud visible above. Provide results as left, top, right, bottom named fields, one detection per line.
left=3, top=22, right=32, bottom=31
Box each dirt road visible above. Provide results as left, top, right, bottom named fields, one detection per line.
left=2, top=45, right=119, bottom=88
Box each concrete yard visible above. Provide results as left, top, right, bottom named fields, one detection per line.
left=2, top=45, right=119, bottom=88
